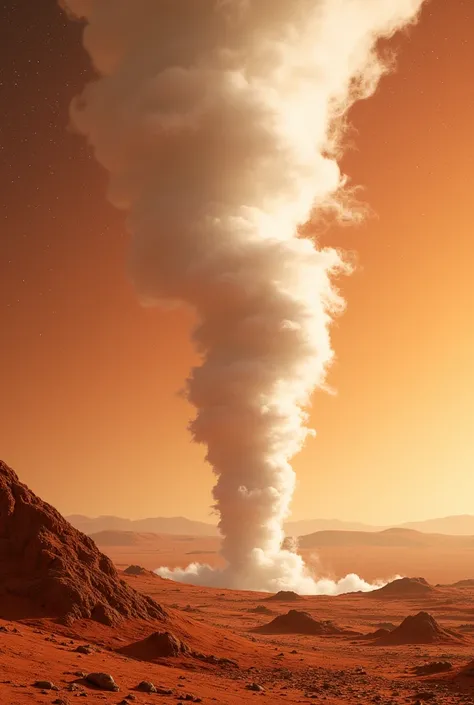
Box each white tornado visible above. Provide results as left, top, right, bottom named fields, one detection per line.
left=60, top=0, right=426, bottom=594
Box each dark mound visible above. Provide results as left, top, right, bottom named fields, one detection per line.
left=371, top=577, right=434, bottom=598
left=248, top=605, right=274, bottom=615
left=117, top=630, right=189, bottom=660
left=375, top=612, right=461, bottom=645
left=360, top=628, right=390, bottom=640
left=458, top=623, right=474, bottom=632
left=123, top=565, right=147, bottom=576
left=414, top=661, right=453, bottom=676
left=451, top=579, right=474, bottom=588
left=0, top=460, right=166, bottom=625
left=434, top=660, right=474, bottom=688
left=459, top=660, right=474, bottom=677
left=265, top=590, right=300, bottom=602
left=376, top=622, right=396, bottom=631
left=253, top=610, right=345, bottom=635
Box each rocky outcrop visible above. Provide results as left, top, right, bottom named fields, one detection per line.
left=0, top=460, right=166, bottom=625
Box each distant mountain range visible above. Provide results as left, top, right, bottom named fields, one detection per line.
left=86, top=530, right=167, bottom=546
left=295, top=527, right=474, bottom=549
left=288, top=516, right=474, bottom=536
left=399, top=515, right=474, bottom=535
left=66, top=514, right=220, bottom=537
left=65, top=513, right=474, bottom=537
left=88, top=526, right=474, bottom=551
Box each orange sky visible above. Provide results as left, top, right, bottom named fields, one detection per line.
left=1, top=0, right=473, bottom=525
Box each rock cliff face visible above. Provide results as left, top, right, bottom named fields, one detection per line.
left=0, top=460, right=166, bottom=625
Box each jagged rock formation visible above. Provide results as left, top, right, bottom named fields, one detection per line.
left=0, top=460, right=166, bottom=625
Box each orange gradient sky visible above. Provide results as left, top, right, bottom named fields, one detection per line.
left=1, top=0, right=473, bottom=525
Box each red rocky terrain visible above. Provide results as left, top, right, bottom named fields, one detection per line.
left=2, top=460, right=474, bottom=705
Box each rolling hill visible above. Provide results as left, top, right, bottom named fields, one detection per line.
left=66, top=514, right=220, bottom=536
left=295, top=527, right=474, bottom=549
left=66, top=514, right=474, bottom=538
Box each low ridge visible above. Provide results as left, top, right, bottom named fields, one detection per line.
left=264, top=590, right=300, bottom=602
left=451, top=579, right=474, bottom=588
left=370, top=577, right=434, bottom=598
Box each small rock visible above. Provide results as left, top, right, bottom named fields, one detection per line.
left=246, top=683, right=265, bottom=692
left=75, top=645, right=93, bottom=655
left=136, top=680, right=157, bottom=693
left=155, top=685, right=174, bottom=694
left=52, top=700, right=68, bottom=705
left=33, top=680, right=58, bottom=690
left=414, top=661, right=453, bottom=676
left=85, top=672, right=119, bottom=692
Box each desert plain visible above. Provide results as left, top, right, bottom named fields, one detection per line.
left=91, top=528, right=474, bottom=587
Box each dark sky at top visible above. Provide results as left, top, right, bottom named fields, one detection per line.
left=1, top=0, right=118, bottom=332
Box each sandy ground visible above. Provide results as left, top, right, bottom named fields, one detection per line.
left=3, top=567, right=474, bottom=704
